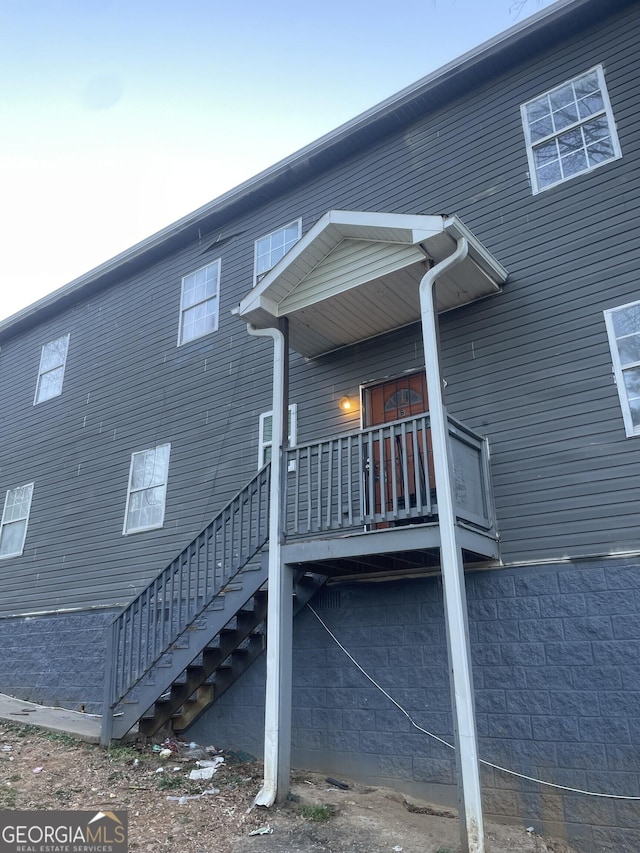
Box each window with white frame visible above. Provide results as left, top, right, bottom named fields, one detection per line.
left=254, top=219, right=302, bottom=285
left=179, top=260, right=220, bottom=345
left=123, top=444, right=171, bottom=534
left=604, top=300, right=640, bottom=437
left=521, top=65, right=621, bottom=194
left=258, top=405, right=297, bottom=467
left=0, top=483, right=34, bottom=559
left=34, top=334, right=70, bottom=404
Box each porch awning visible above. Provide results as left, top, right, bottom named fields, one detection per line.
left=234, top=210, right=507, bottom=358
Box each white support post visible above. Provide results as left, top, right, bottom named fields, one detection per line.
left=419, top=240, right=486, bottom=853
left=247, top=322, right=293, bottom=808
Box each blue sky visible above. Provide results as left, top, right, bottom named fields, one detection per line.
left=0, top=0, right=553, bottom=321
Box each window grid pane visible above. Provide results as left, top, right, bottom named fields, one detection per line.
left=36, top=367, right=65, bottom=403
left=612, top=304, right=640, bottom=336
left=179, top=262, right=220, bottom=344
left=623, top=366, right=640, bottom=400
left=0, top=520, right=27, bottom=557
left=522, top=66, right=620, bottom=193
left=254, top=220, right=301, bottom=284
left=4, top=486, right=32, bottom=522
left=40, top=336, right=69, bottom=372
left=35, top=335, right=69, bottom=404
left=258, top=406, right=296, bottom=468
left=0, top=484, right=34, bottom=558
left=630, top=399, right=640, bottom=430
left=605, top=302, right=640, bottom=437
left=616, top=333, right=640, bottom=367
left=125, top=445, right=170, bottom=533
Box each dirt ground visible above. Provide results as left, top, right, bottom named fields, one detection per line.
left=0, top=721, right=577, bottom=853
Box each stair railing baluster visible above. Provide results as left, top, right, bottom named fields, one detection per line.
left=136, top=593, right=145, bottom=683
left=204, top=523, right=211, bottom=606
left=347, top=435, right=354, bottom=526
left=292, top=448, right=300, bottom=534
left=326, top=441, right=333, bottom=528
left=149, top=577, right=158, bottom=667
left=336, top=439, right=343, bottom=528
left=220, top=508, right=228, bottom=585
left=410, top=419, right=422, bottom=517
left=230, top=498, right=237, bottom=572
left=127, top=604, right=136, bottom=688
left=390, top=423, right=399, bottom=519
left=103, top=466, right=271, bottom=718
left=305, top=446, right=311, bottom=533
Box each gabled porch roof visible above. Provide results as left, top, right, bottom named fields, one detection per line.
left=235, top=210, right=508, bottom=358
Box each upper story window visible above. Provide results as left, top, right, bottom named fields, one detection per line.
left=254, top=219, right=302, bottom=285
left=258, top=404, right=297, bottom=468
left=34, top=334, right=70, bottom=404
left=521, top=65, right=621, bottom=194
left=179, top=260, right=220, bottom=345
left=604, top=300, right=640, bottom=437
left=123, top=444, right=171, bottom=534
left=0, top=483, right=34, bottom=559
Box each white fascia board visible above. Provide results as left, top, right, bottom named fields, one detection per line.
left=444, top=215, right=508, bottom=284
left=259, top=294, right=282, bottom=318
left=325, top=209, right=445, bottom=243
left=233, top=293, right=281, bottom=324
left=411, top=225, right=447, bottom=244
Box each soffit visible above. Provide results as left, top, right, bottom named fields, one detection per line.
left=235, top=210, right=507, bottom=359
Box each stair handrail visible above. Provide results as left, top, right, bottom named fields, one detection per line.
left=103, top=463, right=271, bottom=725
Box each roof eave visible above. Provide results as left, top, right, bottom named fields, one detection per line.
left=0, top=0, right=625, bottom=340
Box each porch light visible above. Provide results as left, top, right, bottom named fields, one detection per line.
left=339, top=396, right=354, bottom=412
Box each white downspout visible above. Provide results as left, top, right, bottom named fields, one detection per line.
left=246, top=323, right=292, bottom=808
left=419, top=238, right=485, bottom=853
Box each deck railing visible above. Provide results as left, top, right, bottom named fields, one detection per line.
left=103, top=464, right=271, bottom=710
left=101, top=414, right=495, bottom=741
left=284, top=413, right=493, bottom=536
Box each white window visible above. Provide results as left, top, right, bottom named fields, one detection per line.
left=123, top=444, right=171, bottom=534
left=254, top=219, right=302, bottom=285
left=34, top=334, right=70, bottom=404
left=179, top=260, right=220, bottom=345
left=258, top=405, right=297, bottom=467
left=0, top=483, right=34, bottom=559
left=521, top=65, right=621, bottom=194
left=604, top=301, right=640, bottom=437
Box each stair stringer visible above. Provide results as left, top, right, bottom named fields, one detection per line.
left=161, top=569, right=329, bottom=734
left=109, top=556, right=269, bottom=741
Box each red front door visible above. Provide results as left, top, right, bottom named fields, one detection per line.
left=362, top=372, right=433, bottom=524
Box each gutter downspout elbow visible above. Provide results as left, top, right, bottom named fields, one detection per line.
left=418, top=236, right=469, bottom=517
left=419, top=236, right=469, bottom=350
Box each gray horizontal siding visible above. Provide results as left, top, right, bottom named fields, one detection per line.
left=0, top=236, right=276, bottom=615
left=0, top=2, right=639, bottom=614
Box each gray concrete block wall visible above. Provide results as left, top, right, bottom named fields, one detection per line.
left=0, top=609, right=116, bottom=713
left=4, top=562, right=635, bottom=849
left=188, top=558, right=640, bottom=853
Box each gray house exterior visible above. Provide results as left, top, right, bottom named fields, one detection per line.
left=1, top=0, right=639, bottom=849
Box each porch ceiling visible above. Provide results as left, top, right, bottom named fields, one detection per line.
left=234, top=210, right=508, bottom=358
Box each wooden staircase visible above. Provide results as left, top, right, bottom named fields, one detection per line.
left=140, top=566, right=326, bottom=736
left=100, top=465, right=327, bottom=745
